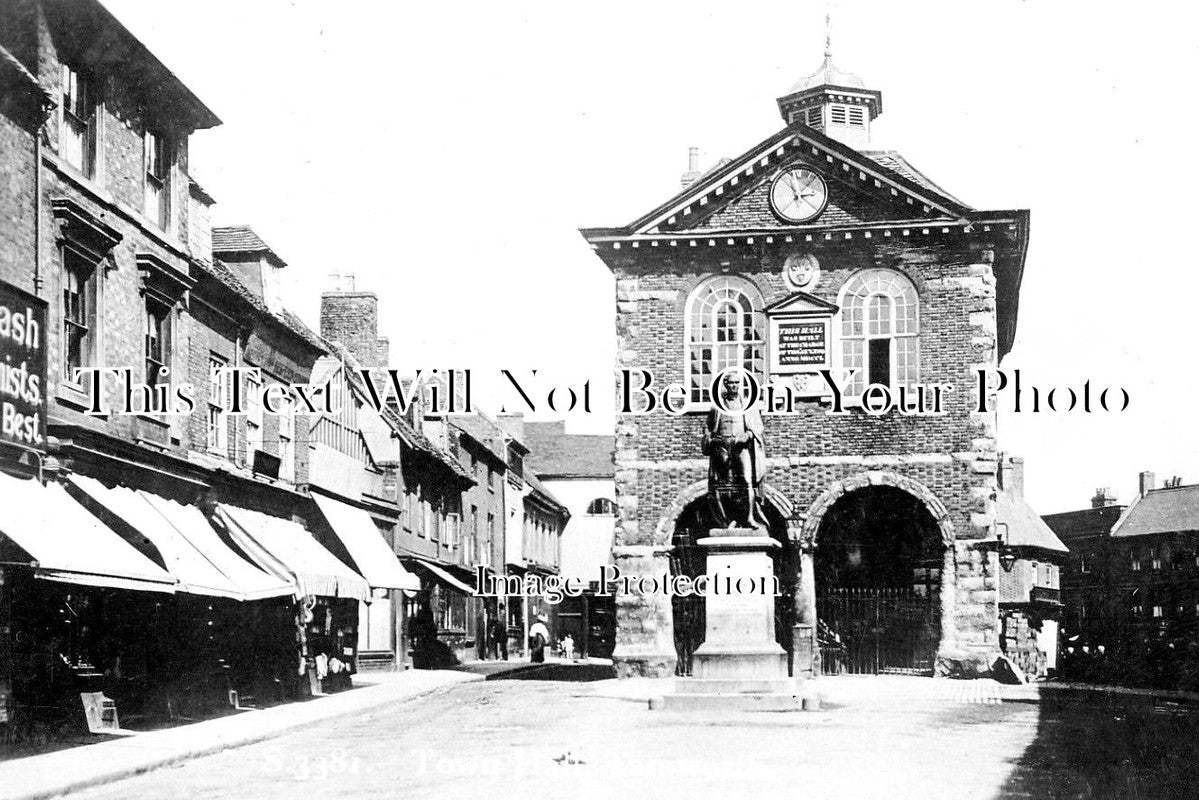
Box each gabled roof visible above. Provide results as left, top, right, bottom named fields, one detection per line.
left=593, top=123, right=973, bottom=240
left=522, top=421, right=614, bottom=479
left=523, top=468, right=569, bottom=518
left=861, top=151, right=967, bottom=207
left=317, top=342, right=473, bottom=483
left=213, top=225, right=287, bottom=268
left=194, top=259, right=325, bottom=353
left=1042, top=505, right=1126, bottom=543
left=1111, top=485, right=1199, bottom=539
left=997, top=491, right=1068, bottom=553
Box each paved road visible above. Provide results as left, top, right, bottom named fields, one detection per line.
left=70, top=665, right=1199, bottom=800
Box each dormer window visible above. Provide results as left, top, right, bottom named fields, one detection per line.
left=61, top=63, right=97, bottom=177
left=144, top=130, right=170, bottom=230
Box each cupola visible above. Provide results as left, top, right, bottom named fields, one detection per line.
left=776, top=16, right=882, bottom=149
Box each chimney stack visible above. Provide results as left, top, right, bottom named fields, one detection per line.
left=1139, top=471, right=1156, bottom=497
left=680, top=146, right=702, bottom=188
left=320, top=273, right=380, bottom=368
left=1091, top=487, right=1117, bottom=508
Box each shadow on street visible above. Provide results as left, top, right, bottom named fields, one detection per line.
left=487, top=663, right=616, bottom=682
left=996, top=689, right=1199, bottom=799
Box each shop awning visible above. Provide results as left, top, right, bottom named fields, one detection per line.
left=215, top=504, right=370, bottom=602
left=0, top=472, right=175, bottom=593
left=402, top=557, right=477, bottom=595
left=311, top=493, right=420, bottom=591
left=66, top=475, right=296, bottom=601
left=138, top=493, right=295, bottom=601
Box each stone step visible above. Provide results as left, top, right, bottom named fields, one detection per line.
left=673, top=678, right=801, bottom=695
left=654, top=692, right=805, bottom=713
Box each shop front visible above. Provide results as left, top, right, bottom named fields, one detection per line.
left=212, top=504, right=370, bottom=695
left=310, top=492, right=421, bottom=671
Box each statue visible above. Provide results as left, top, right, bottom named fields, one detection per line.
left=702, top=372, right=769, bottom=529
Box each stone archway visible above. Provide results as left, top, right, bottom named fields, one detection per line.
left=653, top=479, right=794, bottom=546
left=796, top=471, right=957, bottom=675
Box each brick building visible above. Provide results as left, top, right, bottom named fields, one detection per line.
left=581, top=49, right=1032, bottom=678
left=0, top=0, right=419, bottom=736
left=1045, top=473, right=1199, bottom=689
left=318, top=282, right=477, bottom=668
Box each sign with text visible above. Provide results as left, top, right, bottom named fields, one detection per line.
left=765, top=291, right=837, bottom=399
left=0, top=282, right=46, bottom=449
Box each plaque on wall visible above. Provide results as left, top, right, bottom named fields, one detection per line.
left=765, top=291, right=839, bottom=397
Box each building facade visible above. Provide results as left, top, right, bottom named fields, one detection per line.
left=582, top=52, right=1031, bottom=678
left=522, top=421, right=617, bottom=658
left=0, top=0, right=421, bottom=738
left=1045, top=473, right=1199, bottom=689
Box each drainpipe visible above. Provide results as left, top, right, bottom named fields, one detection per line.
left=33, top=124, right=43, bottom=295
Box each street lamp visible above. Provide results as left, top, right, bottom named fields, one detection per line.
left=995, top=522, right=1017, bottom=572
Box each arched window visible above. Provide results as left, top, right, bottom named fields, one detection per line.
left=586, top=498, right=616, bottom=516
left=685, top=276, right=765, bottom=405
left=839, top=269, right=919, bottom=396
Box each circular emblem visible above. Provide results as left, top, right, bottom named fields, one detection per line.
left=769, top=166, right=828, bottom=223
left=783, top=252, right=820, bottom=290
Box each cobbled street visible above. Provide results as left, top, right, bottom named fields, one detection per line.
left=67, top=664, right=1199, bottom=800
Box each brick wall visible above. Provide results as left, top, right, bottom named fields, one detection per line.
left=605, top=236, right=1005, bottom=677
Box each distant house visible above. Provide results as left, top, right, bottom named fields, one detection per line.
left=1044, top=471, right=1199, bottom=689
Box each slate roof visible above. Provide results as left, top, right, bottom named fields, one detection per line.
left=521, top=421, right=614, bottom=479
left=212, top=225, right=287, bottom=267
left=523, top=468, right=569, bottom=517
left=862, top=151, right=967, bottom=207
left=195, top=258, right=325, bottom=353
left=448, top=414, right=510, bottom=467
left=996, top=491, right=1068, bottom=553
left=1111, top=485, right=1199, bottom=538
left=1042, top=505, right=1126, bottom=543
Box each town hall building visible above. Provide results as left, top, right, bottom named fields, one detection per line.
left=581, top=47, right=1040, bottom=680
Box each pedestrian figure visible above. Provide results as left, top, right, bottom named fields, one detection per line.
left=529, top=615, right=550, bottom=664
left=489, top=615, right=508, bottom=661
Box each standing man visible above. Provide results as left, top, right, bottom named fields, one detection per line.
left=490, top=610, right=508, bottom=661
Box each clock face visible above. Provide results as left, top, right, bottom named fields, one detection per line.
left=769, top=167, right=828, bottom=223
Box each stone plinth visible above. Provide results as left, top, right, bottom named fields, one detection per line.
left=691, top=528, right=788, bottom=679
left=655, top=527, right=804, bottom=712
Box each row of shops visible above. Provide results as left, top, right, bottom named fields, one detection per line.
left=0, top=454, right=427, bottom=735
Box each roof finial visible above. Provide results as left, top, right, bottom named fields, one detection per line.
left=824, top=8, right=832, bottom=60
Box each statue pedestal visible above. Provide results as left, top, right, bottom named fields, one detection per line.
left=655, top=527, right=804, bottom=712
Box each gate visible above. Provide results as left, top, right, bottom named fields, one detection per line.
left=817, top=587, right=939, bottom=676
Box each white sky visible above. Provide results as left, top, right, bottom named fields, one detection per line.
left=100, top=0, right=1199, bottom=514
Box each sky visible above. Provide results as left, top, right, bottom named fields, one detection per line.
left=99, top=0, right=1199, bottom=514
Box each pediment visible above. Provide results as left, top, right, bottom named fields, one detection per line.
left=625, top=126, right=970, bottom=237
left=764, top=291, right=839, bottom=316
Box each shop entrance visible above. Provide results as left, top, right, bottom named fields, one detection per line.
left=814, top=486, right=943, bottom=675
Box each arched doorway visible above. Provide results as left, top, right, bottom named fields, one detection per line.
left=670, top=497, right=793, bottom=676
left=815, top=485, right=944, bottom=675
